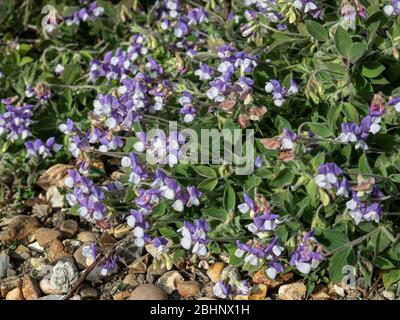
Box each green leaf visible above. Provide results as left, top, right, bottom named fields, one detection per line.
left=335, top=26, right=352, bottom=57
left=358, top=153, right=372, bottom=175
left=223, top=184, right=236, bottom=212
left=192, top=165, right=217, bottom=178
left=271, top=168, right=295, bottom=187
left=383, top=269, right=400, bottom=288
left=329, top=247, right=354, bottom=283
left=361, top=62, right=385, bottom=78
left=198, top=178, right=218, bottom=191
left=308, top=123, right=333, bottom=138
left=201, top=207, right=228, bottom=221
left=349, top=42, right=366, bottom=63
left=305, top=20, right=329, bottom=42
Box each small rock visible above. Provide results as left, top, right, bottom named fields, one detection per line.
left=30, top=257, right=46, bottom=271
left=157, top=271, right=184, bottom=294
left=113, top=292, right=131, bottom=300
left=6, top=287, right=24, bottom=300
left=28, top=242, right=45, bottom=253
left=112, top=223, right=131, bottom=239
left=333, top=284, right=346, bottom=297
left=197, top=297, right=217, bottom=300
left=59, top=220, right=79, bottom=238
left=77, top=231, right=98, bottom=243
left=146, top=265, right=167, bottom=283
left=39, top=278, right=64, bottom=295
left=73, top=242, right=93, bottom=269
left=123, top=273, right=137, bottom=287
left=46, top=186, right=64, bottom=208
left=207, top=262, right=225, bottom=283
left=145, top=244, right=158, bottom=258
left=129, top=284, right=168, bottom=300
left=128, top=256, right=148, bottom=274
left=79, top=286, right=99, bottom=300
left=0, top=252, right=10, bottom=279
left=0, top=276, right=22, bottom=297
left=49, top=260, right=78, bottom=293
left=252, top=269, right=294, bottom=289
left=34, top=228, right=62, bottom=247
left=249, top=284, right=267, bottom=300
left=22, top=275, right=41, bottom=300
left=382, top=290, right=395, bottom=300
left=0, top=215, right=39, bottom=245
left=62, top=239, right=82, bottom=253
left=37, top=295, right=64, bottom=300
left=311, top=291, right=331, bottom=300
left=13, top=245, right=30, bottom=260
left=177, top=281, right=202, bottom=298
left=278, top=282, right=307, bottom=300
left=32, top=203, right=51, bottom=220
left=48, top=239, right=70, bottom=263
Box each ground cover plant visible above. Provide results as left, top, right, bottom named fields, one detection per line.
left=1, top=0, right=400, bottom=300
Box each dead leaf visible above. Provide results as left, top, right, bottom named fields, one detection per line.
left=248, top=106, right=267, bottom=120
left=37, top=164, right=74, bottom=191
left=278, top=149, right=296, bottom=162
left=238, top=113, right=250, bottom=128
left=219, top=99, right=237, bottom=112
left=260, top=138, right=281, bottom=150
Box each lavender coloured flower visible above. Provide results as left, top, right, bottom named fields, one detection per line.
left=0, top=102, right=34, bottom=141
left=315, top=162, right=343, bottom=190
left=290, top=230, right=324, bottom=274
left=178, top=219, right=210, bottom=256
left=25, top=137, right=62, bottom=159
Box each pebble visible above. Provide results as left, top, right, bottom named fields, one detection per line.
left=382, top=290, right=396, bottom=300
left=46, top=186, right=64, bottom=208
left=73, top=242, right=93, bottom=269
left=128, top=256, right=148, bottom=274
left=129, top=284, right=168, bottom=300
left=6, top=287, right=24, bottom=300
left=49, top=260, right=78, bottom=293
left=113, top=292, right=131, bottom=300
left=0, top=276, right=22, bottom=297
left=146, top=265, right=167, bottom=283
left=207, top=262, right=225, bottom=283
left=278, top=282, right=307, bottom=300
left=32, top=204, right=51, bottom=219
left=48, top=239, right=70, bottom=263
left=249, top=284, right=267, bottom=300
left=37, top=295, right=64, bottom=300
left=252, top=269, right=294, bottom=289
left=79, top=286, right=99, bottom=300
left=197, top=297, right=217, bottom=300
left=39, top=278, right=64, bottom=295
left=77, top=231, right=98, bottom=243
left=22, top=275, right=41, bottom=300
left=14, top=245, right=30, bottom=260
left=123, top=273, right=137, bottom=287
left=177, top=281, right=202, bottom=298
left=59, top=220, right=79, bottom=238
left=0, top=252, right=10, bottom=279
left=0, top=215, right=39, bottom=244
left=34, top=228, right=62, bottom=247
left=333, top=284, right=346, bottom=297
left=28, top=241, right=45, bottom=253
left=311, top=291, right=331, bottom=300
left=157, top=271, right=184, bottom=294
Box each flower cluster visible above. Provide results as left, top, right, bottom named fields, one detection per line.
left=289, top=230, right=324, bottom=274
left=25, top=137, right=62, bottom=159
left=315, top=162, right=343, bottom=191
left=346, top=192, right=384, bottom=224
left=127, top=209, right=151, bottom=248
left=238, top=194, right=282, bottom=235
left=178, top=219, right=210, bottom=256
left=235, top=238, right=284, bottom=279
left=0, top=99, right=33, bottom=141
left=338, top=95, right=385, bottom=150
left=64, top=170, right=109, bottom=224
left=264, top=79, right=298, bottom=107
left=292, top=0, right=324, bottom=19
left=64, top=1, right=104, bottom=26
left=340, top=0, right=367, bottom=30
left=25, top=84, right=51, bottom=104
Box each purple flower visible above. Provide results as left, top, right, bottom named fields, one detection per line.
left=290, top=230, right=324, bottom=274
left=25, top=137, right=62, bottom=159
left=0, top=103, right=34, bottom=141
left=213, top=281, right=232, bottom=299
left=178, top=219, right=210, bottom=256
left=346, top=192, right=384, bottom=224
left=315, top=162, right=343, bottom=190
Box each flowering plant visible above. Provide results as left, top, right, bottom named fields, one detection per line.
left=2, top=0, right=400, bottom=299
